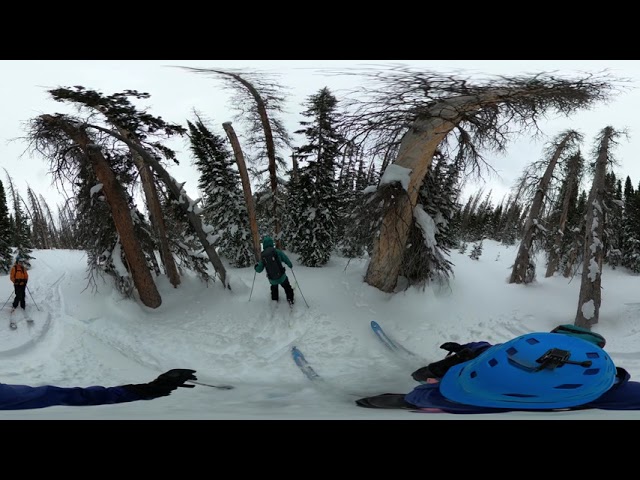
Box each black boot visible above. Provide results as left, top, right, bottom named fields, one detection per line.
left=355, top=393, right=416, bottom=409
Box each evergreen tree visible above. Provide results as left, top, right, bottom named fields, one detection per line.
left=73, top=150, right=145, bottom=296
left=469, top=240, right=484, bottom=260
left=401, top=154, right=459, bottom=286
left=603, top=173, right=623, bottom=268
left=338, top=158, right=380, bottom=258
left=290, top=87, right=344, bottom=267
left=160, top=190, right=215, bottom=284
left=622, top=176, right=640, bottom=272
left=562, top=189, right=588, bottom=277
left=11, top=193, right=33, bottom=268
left=188, top=118, right=254, bottom=268
left=0, top=180, right=12, bottom=273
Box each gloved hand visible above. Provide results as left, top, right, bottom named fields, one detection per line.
left=411, top=365, right=436, bottom=382
left=411, top=342, right=492, bottom=381
left=122, top=369, right=197, bottom=400
left=411, top=354, right=470, bottom=381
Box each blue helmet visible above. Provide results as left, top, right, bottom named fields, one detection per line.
left=439, top=332, right=617, bottom=410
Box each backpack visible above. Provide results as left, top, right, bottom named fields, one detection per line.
left=262, top=246, right=286, bottom=280
left=12, top=265, right=28, bottom=286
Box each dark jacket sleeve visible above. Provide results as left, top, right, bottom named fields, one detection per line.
left=278, top=250, right=293, bottom=268
left=0, top=383, right=144, bottom=410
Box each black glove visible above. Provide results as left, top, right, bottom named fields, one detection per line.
left=411, top=343, right=490, bottom=381
left=122, top=369, right=197, bottom=400
left=412, top=354, right=468, bottom=381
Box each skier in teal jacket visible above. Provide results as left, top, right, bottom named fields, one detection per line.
left=255, top=236, right=295, bottom=305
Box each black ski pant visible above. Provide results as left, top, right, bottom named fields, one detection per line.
left=271, top=277, right=294, bottom=303
left=13, top=284, right=26, bottom=309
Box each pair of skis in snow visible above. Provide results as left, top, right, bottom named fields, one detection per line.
left=291, top=320, right=422, bottom=381
left=291, top=321, right=438, bottom=412
left=8, top=309, right=33, bottom=330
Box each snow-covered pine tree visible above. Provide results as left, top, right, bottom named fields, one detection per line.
left=290, top=87, right=343, bottom=267
left=401, top=153, right=459, bottom=286
left=621, top=176, right=640, bottom=272
left=0, top=179, right=12, bottom=273
left=469, top=240, right=483, bottom=260
left=188, top=118, right=254, bottom=268
left=338, top=154, right=379, bottom=258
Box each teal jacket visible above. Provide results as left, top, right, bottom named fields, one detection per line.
left=255, top=236, right=293, bottom=285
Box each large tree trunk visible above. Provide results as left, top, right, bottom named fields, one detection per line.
left=223, top=122, right=261, bottom=260
left=42, top=115, right=162, bottom=308
left=90, top=125, right=230, bottom=288
left=365, top=95, right=502, bottom=292
left=510, top=132, right=576, bottom=284
left=291, top=152, right=299, bottom=183
left=545, top=153, right=581, bottom=278
left=116, top=126, right=181, bottom=288
left=575, top=128, right=613, bottom=328
left=365, top=118, right=452, bottom=291
left=207, top=71, right=280, bottom=241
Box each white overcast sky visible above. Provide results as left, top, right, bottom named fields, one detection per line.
left=3, top=60, right=640, bottom=209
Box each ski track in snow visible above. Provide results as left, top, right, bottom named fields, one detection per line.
left=2, top=245, right=640, bottom=418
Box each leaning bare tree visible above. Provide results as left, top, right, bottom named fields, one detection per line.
left=575, top=126, right=625, bottom=328
left=48, top=87, right=182, bottom=289
left=177, top=67, right=292, bottom=243
left=223, top=121, right=261, bottom=260
left=89, top=124, right=231, bottom=288
left=31, top=114, right=163, bottom=309
left=545, top=151, right=584, bottom=277
left=509, top=130, right=582, bottom=284
left=337, top=66, right=624, bottom=293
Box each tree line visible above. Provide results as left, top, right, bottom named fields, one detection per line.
left=0, top=66, right=633, bottom=327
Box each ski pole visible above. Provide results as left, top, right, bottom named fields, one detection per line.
left=1, top=292, right=12, bottom=310
left=248, top=269, right=257, bottom=302
left=27, top=286, right=40, bottom=311
left=289, top=268, right=309, bottom=307
left=187, top=380, right=234, bottom=390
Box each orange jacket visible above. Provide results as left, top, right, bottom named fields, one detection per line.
left=10, top=264, right=28, bottom=285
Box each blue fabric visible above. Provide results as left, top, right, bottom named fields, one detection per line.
left=405, top=355, right=640, bottom=414
left=0, top=383, right=143, bottom=410
left=405, top=377, right=640, bottom=414
left=405, top=383, right=513, bottom=414
left=439, top=333, right=616, bottom=409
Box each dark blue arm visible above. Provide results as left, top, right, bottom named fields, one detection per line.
left=0, top=383, right=144, bottom=410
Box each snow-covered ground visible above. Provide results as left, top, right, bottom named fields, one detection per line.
left=1, top=241, right=640, bottom=419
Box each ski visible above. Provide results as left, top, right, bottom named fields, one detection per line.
left=9, top=309, right=16, bottom=330
left=370, top=320, right=420, bottom=358
left=370, top=320, right=425, bottom=368
left=291, top=346, right=370, bottom=400
left=291, top=346, right=321, bottom=381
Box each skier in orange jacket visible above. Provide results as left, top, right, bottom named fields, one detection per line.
left=9, top=256, right=29, bottom=312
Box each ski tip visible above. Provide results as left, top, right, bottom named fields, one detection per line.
left=371, top=320, right=380, bottom=328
